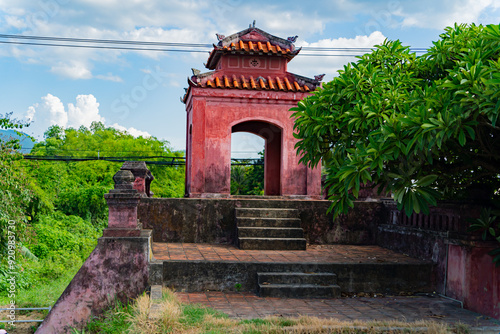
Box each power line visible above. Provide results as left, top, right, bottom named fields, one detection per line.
left=23, top=155, right=185, bottom=165
left=22, top=148, right=184, bottom=153
left=0, top=40, right=210, bottom=53
left=0, top=33, right=212, bottom=48
left=22, top=155, right=263, bottom=166
left=0, top=33, right=428, bottom=56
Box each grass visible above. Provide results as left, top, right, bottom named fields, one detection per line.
left=71, top=288, right=466, bottom=334
left=0, top=264, right=79, bottom=308
left=81, top=301, right=132, bottom=334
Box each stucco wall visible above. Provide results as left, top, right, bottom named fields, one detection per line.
left=377, top=202, right=500, bottom=320
left=185, top=88, right=321, bottom=197
left=36, top=231, right=151, bottom=333
left=446, top=244, right=500, bottom=319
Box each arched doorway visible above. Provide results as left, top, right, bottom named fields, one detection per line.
left=183, top=26, right=323, bottom=198
left=232, top=121, right=282, bottom=196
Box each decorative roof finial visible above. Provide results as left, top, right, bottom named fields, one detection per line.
left=216, top=33, right=225, bottom=41
left=314, top=74, right=326, bottom=82
left=253, top=20, right=256, bottom=28
left=287, top=35, right=298, bottom=43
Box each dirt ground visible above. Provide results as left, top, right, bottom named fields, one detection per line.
left=0, top=309, right=43, bottom=334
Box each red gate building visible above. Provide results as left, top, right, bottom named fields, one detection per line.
left=183, top=26, right=322, bottom=198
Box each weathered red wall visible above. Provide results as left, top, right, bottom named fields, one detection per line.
left=185, top=88, right=321, bottom=197
left=36, top=232, right=151, bottom=333
left=447, top=244, right=500, bottom=319
left=377, top=202, right=500, bottom=320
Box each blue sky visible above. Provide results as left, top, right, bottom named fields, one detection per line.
left=1, top=0, right=500, bottom=157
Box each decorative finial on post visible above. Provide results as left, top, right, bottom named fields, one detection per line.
left=103, top=167, right=142, bottom=237
left=120, top=161, right=155, bottom=197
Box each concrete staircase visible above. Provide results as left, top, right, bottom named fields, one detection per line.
left=257, top=272, right=341, bottom=298
left=236, top=208, right=307, bottom=250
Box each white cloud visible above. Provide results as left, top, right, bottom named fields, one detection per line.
left=397, top=0, right=500, bottom=29
left=44, top=94, right=68, bottom=126
left=5, top=15, right=27, bottom=29
left=67, top=94, right=104, bottom=128
left=212, top=6, right=326, bottom=39
left=51, top=61, right=93, bottom=79
left=109, top=123, right=151, bottom=138
left=95, top=73, right=123, bottom=82
left=289, top=31, right=387, bottom=79
left=1, top=0, right=499, bottom=81
left=25, top=93, right=151, bottom=139
left=24, top=94, right=68, bottom=138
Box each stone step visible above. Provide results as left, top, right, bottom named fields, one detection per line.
left=235, top=208, right=299, bottom=219
left=257, top=272, right=337, bottom=285
left=239, top=237, right=306, bottom=250
left=157, top=259, right=434, bottom=294
left=238, top=227, right=304, bottom=238
left=236, top=217, right=302, bottom=228
left=258, top=283, right=341, bottom=298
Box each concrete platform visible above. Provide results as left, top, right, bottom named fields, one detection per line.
left=151, top=243, right=434, bottom=295
left=176, top=291, right=500, bottom=332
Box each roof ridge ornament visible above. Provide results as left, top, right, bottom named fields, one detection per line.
left=250, top=20, right=256, bottom=28
left=287, top=35, right=298, bottom=43
left=314, top=74, right=326, bottom=82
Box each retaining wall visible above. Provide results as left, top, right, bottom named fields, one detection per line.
left=377, top=202, right=500, bottom=320
left=137, top=197, right=385, bottom=245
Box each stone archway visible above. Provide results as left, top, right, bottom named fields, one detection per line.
left=183, top=26, right=323, bottom=198
left=232, top=120, right=282, bottom=196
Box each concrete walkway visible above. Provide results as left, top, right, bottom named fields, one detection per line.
left=155, top=243, right=500, bottom=331
left=176, top=291, right=500, bottom=331
left=153, top=242, right=427, bottom=264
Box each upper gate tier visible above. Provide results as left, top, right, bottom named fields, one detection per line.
left=184, top=26, right=322, bottom=100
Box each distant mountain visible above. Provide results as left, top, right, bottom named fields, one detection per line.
left=0, top=129, right=36, bottom=154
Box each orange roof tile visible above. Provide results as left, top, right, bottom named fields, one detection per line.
left=190, top=74, right=316, bottom=92
left=275, top=77, right=284, bottom=91
left=206, top=39, right=300, bottom=70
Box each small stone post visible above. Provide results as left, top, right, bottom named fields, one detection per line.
left=103, top=169, right=142, bottom=237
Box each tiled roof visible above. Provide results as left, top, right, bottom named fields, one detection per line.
left=205, top=27, right=300, bottom=70
left=205, top=41, right=300, bottom=70
left=183, top=27, right=320, bottom=103
left=189, top=73, right=317, bottom=92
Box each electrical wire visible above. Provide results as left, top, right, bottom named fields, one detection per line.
left=0, top=40, right=210, bottom=53
left=0, top=33, right=428, bottom=56
left=0, top=33, right=212, bottom=48
left=21, top=155, right=263, bottom=166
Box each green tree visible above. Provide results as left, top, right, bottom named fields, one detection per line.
left=230, top=165, right=248, bottom=195
left=230, top=151, right=264, bottom=196
left=29, top=122, right=185, bottom=224
left=292, top=23, right=500, bottom=218
left=0, top=114, right=33, bottom=255
left=245, top=151, right=264, bottom=195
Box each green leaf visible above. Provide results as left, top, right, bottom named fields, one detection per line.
left=416, top=175, right=438, bottom=187
left=458, top=131, right=466, bottom=146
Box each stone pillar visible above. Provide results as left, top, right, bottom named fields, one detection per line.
left=36, top=164, right=152, bottom=334
left=121, top=161, right=155, bottom=197
left=103, top=169, right=142, bottom=237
